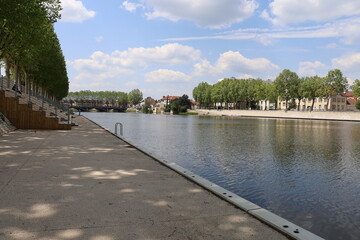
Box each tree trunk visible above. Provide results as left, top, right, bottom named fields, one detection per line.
left=5, top=57, right=11, bottom=88
left=311, top=98, right=315, bottom=111
left=326, top=96, right=330, bottom=111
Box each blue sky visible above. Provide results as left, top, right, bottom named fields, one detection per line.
left=55, top=0, right=360, bottom=99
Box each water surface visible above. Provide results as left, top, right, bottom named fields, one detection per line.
left=83, top=112, right=360, bottom=240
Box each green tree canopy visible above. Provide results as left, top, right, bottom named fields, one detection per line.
left=351, top=79, right=360, bottom=97
left=274, top=69, right=299, bottom=109
left=128, top=89, right=143, bottom=106
left=300, top=76, right=324, bottom=111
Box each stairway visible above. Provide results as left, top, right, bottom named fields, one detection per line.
left=0, top=88, right=72, bottom=130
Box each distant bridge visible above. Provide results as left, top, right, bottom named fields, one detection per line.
left=70, top=106, right=127, bottom=112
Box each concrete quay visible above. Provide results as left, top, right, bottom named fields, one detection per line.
left=197, top=109, right=360, bottom=121
left=0, top=116, right=289, bottom=240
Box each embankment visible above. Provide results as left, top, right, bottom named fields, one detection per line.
left=197, top=109, right=360, bottom=121
left=0, top=112, right=16, bottom=135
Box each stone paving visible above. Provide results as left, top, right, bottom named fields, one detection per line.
left=0, top=116, right=288, bottom=240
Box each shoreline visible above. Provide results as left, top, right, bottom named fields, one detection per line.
left=196, top=109, right=360, bottom=122
left=0, top=116, right=294, bottom=240
left=85, top=114, right=324, bottom=240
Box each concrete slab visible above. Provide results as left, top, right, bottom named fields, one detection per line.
left=0, top=116, right=289, bottom=240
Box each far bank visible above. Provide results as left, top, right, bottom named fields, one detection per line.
left=196, top=109, right=360, bottom=122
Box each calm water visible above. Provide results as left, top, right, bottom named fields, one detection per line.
left=83, top=112, right=360, bottom=240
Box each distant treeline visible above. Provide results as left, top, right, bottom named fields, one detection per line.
left=0, top=0, right=69, bottom=100
left=63, top=89, right=143, bottom=107
left=193, top=69, right=360, bottom=111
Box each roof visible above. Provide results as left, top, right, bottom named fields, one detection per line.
left=161, top=96, right=180, bottom=101
left=341, top=91, right=354, bottom=97
left=347, top=97, right=359, bottom=105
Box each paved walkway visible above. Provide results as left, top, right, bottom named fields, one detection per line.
left=0, top=116, right=288, bottom=240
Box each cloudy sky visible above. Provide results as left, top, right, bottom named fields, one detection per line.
left=56, top=0, right=360, bottom=99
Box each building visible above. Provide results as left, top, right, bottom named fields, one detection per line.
left=276, top=91, right=358, bottom=111
left=259, top=100, right=276, bottom=110
left=342, top=91, right=359, bottom=111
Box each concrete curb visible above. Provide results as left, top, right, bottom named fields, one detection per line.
left=83, top=115, right=325, bottom=240
left=197, top=109, right=360, bottom=122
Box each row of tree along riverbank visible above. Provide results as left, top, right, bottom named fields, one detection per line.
left=1, top=0, right=69, bottom=100
left=193, top=69, right=360, bottom=111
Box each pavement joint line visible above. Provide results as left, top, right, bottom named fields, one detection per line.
left=83, top=115, right=325, bottom=240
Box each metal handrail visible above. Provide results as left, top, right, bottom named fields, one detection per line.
left=115, top=122, right=123, bottom=136
left=0, top=76, right=73, bottom=125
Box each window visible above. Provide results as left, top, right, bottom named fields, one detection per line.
left=314, top=98, right=317, bottom=102
left=319, top=98, right=322, bottom=102
left=342, top=98, right=345, bottom=102
left=332, top=105, right=336, bottom=110
left=333, top=98, right=336, bottom=102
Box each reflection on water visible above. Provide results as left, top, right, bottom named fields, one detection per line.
left=83, top=112, right=360, bottom=240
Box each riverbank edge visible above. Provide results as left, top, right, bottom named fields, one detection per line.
left=83, top=115, right=324, bottom=240
left=196, top=109, right=360, bottom=122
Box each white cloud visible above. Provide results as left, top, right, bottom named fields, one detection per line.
left=95, top=36, right=104, bottom=42
left=145, top=69, right=191, bottom=83
left=122, top=1, right=144, bottom=12
left=68, top=43, right=200, bottom=91
left=193, top=51, right=280, bottom=76
left=70, top=43, right=200, bottom=74
left=166, top=17, right=360, bottom=45
left=298, top=61, right=327, bottom=76
left=125, top=81, right=139, bottom=87
left=237, top=74, right=254, bottom=79
left=60, top=0, right=96, bottom=23
left=126, top=0, right=257, bottom=29
left=193, top=60, right=220, bottom=76
left=332, top=53, right=360, bottom=78
left=217, top=51, right=280, bottom=73
left=323, top=43, right=338, bottom=49
left=114, top=43, right=201, bottom=66
left=263, top=0, right=360, bottom=25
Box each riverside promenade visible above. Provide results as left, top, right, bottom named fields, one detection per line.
left=0, top=116, right=288, bottom=240
left=197, top=109, right=360, bottom=121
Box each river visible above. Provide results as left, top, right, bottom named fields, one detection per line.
left=82, top=112, right=360, bottom=240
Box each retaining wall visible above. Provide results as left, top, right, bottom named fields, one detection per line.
left=0, top=91, right=71, bottom=130
left=197, top=109, right=360, bottom=121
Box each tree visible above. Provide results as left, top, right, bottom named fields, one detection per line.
left=293, top=77, right=305, bottom=111
left=128, top=89, right=143, bottom=106
left=274, top=69, right=299, bottom=110
left=356, top=100, right=360, bottom=110
left=300, top=76, right=324, bottom=111
left=170, top=95, right=191, bottom=114
left=0, top=0, right=67, bottom=100
left=351, top=79, right=360, bottom=97
left=193, top=82, right=212, bottom=108
left=322, top=69, right=348, bottom=110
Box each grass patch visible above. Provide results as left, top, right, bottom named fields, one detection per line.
left=179, top=112, right=198, bottom=115
left=126, top=109, right=137, bottom=113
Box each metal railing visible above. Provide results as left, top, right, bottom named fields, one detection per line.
left=0, top=76, right=72, bottom=125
